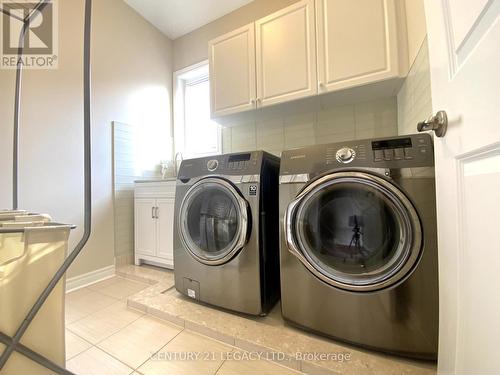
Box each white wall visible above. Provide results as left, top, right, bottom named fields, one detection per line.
left=0, top=0, right=173, bottom=278
left=173, top=0, right=299, bottom=71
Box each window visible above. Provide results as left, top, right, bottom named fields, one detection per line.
left=174, top=61, right=221, bottom=158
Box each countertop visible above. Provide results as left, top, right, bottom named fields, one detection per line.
left=134, top=178, right=177, bottom=183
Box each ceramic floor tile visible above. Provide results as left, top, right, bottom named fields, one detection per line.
left=66, top=346, right=133, bottom=375
left=66, top=287, right=93, bottom=300
left=65, top=330, right=92, bottom=360
left=97, top=315, right=182, bottom=369
left=87, top=276, right=121, bottom=291
left=65, top=305, right=89, bottom=324
left=216, top=355, right=302, bottom=375
left=66, top=289, right=118, bottom=317
left=137, top=330, right=233, bottom=375
left=90, top=277, right=149, bottom=300
left=67, top=301, right=144, bottom=344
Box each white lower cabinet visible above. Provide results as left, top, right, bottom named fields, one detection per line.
left=134, top=181, right=176, bottom=269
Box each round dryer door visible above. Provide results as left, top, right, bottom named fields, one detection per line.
left=284, top=171, right=422, bottom=292
left=179, top=177, right=250, bottom=266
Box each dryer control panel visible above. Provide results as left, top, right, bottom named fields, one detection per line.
left=280, top=134, right=434, bottom=175
left=178, top=151, right=279, bottom=180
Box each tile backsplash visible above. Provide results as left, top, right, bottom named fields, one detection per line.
left=397, top=38, right=433, bottom=135
left=219, top=97, right=399, bottom=156
left=216, top=38, right=433, bottom=157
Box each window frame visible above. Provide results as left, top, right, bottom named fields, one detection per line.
left=173, top=60, right=222, bottom=159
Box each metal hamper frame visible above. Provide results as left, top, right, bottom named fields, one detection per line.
left=0, top=0, right=93, bottom=373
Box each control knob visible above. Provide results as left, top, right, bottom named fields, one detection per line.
left=207, top=159, right=219, bottom=171
left=336, top=147, right=356, bottom=164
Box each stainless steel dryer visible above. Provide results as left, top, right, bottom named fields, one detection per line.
left=279, top=134, right=438, bottom=359
left=174, top=151, right=280, bottom=316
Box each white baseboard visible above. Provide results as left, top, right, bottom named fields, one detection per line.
left=66, top=264, right=115, bottom=293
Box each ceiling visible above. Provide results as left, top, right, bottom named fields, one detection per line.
left=124, top=0, right=254, bottom=40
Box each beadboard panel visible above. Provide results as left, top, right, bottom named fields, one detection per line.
left=113, top=122, right=142, bottom=259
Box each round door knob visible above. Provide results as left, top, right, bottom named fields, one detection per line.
left=336, top=147, right=356, bottom=164
left=207, top=159, right=219, bottom=171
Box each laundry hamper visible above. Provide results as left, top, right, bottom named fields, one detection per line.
left=0, top=215, right=72, bottom=374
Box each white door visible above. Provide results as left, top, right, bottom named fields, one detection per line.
left=156, top=198, right=175, bottom=265
left=424, top=1, right=500, bottom=374
left=255, top=0, right=317, bottom=107
left=316, top=0, right=402, bottom=93
left=134, top=198, right=156, bottom=257
left=209, top=23, right=256, bottom=117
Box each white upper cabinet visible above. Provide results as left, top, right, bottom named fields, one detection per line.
left=208, top=0, right=407, bottom=117
left=209, top=23, right=256, bottom=117
left=255, top=0, right=317, bottom=107
left=316, top=0, right=404, bottom=93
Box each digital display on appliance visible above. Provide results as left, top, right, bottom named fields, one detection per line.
left=372, top=138, right=412, bottom=150
left=228, top=153, right=251, bottom=162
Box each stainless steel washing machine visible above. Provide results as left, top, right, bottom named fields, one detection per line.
left=279, top=134, right=438, bottom=359
left=174, top=151, right=280, bottom=316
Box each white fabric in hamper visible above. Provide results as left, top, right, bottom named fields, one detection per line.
left=0, top=225, right=71, bottom=374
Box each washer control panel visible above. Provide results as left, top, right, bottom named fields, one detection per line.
left=202, top=152, right=260, bottom=174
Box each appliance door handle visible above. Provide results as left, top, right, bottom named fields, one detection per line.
left=284, top=196, right=337, bottom=286
left=284, top=197, right=310, bottom=265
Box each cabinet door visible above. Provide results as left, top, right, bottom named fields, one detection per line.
left=155, top=198, right=175, bottom=265
left=316, top=0, right=401, bottom=93
left=134, top=198, right=156, bottom=257
left=209, top=23, right=256, bottom=117
left=255, top=0, right=317, bottom=107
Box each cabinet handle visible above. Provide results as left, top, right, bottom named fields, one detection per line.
left=151, top=207, right=155, bottom=219
left=250, top=98, right=256, bottom=105
left=155, top=207, right=159, bottom=219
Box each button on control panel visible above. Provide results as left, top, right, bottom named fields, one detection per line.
left=371, top=136, right=431, bottom=164
left=393, top=148, right=404, bottom=160
left=383, top=149, right=393, bottom=161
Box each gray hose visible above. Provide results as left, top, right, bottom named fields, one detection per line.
left=12, top=0, right=52, bottom=209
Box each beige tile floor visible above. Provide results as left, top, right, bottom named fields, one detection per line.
left=65, top=276, right=301, bottom=375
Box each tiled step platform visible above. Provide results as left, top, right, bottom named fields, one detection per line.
left=118, top=265, right=436, bottom=375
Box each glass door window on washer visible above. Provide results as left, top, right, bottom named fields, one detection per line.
left=286, top=172, right=422, bottom=292
left=179, top=178, right=249, bottom=266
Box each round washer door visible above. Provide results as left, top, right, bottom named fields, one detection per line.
left=284, top=171, right=422, bottom=292
left=179, top=177, right=250, bottom=266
